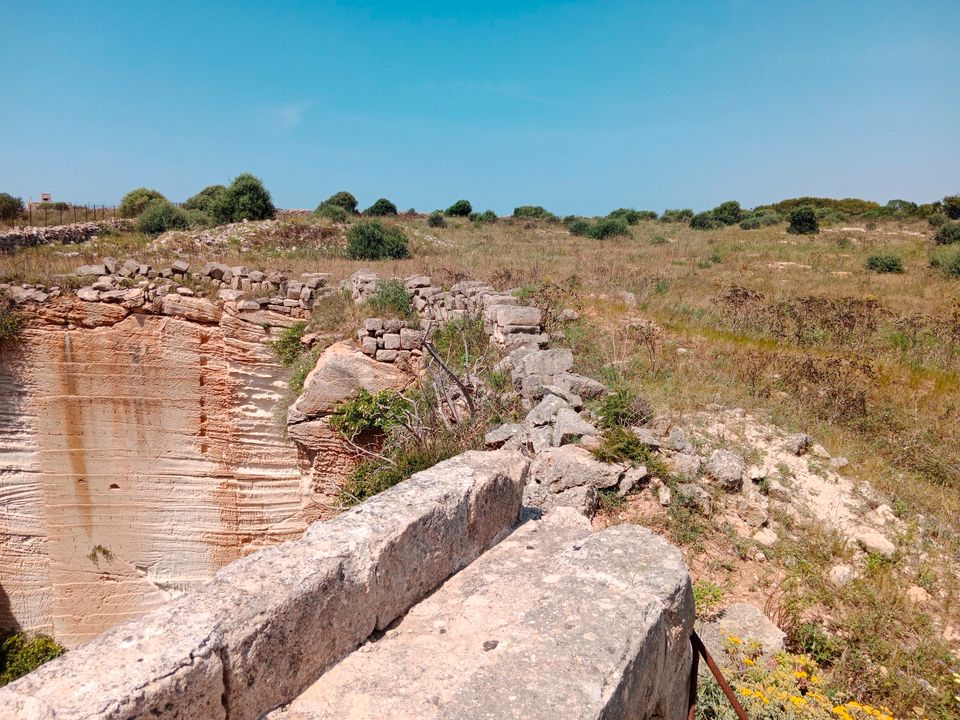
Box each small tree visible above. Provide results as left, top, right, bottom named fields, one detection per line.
left=346, top=220, right=410, bottom=260
left=427, top=211, right=446, bottom=228
left=318, top=191, right=358, bottom=214
left=0, top=193, right=23, bottom=222
left=138, top=200, right=189, bottom=234
left=787, top=206, right=819, bottom=235
left=446, top=199, right=472, bottom=217
left=363, top=198, right=398, bottom=216
left=183, top=185, right=227, bottom=212
left=211, top=173, right=276, bottom=224
left=943, top=194, right=960, bottom=220
left=711, top=201, right=743, bottom=226
left=513, top=205, right=555, bottom=220
left=118, top=188, right=166, bottom=218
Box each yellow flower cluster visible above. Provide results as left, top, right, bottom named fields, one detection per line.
left=712, top=636, right=927, bottom=720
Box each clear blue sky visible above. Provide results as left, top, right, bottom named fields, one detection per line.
left=2, top=1, right=958, bottom=214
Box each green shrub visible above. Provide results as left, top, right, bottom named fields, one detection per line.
left=183, top=185, right=227, bottom=213
left=595, top=387, right=652, bottom=428
left=660, top=208, right=693, bottom=223
left=787, top=205, right=820, bottom=234
left=0, top=193, right=24, bottom=221
left=316, top=203, right=349, bottom=222
left=738, top=210, right=781, bottom=229
left=319, top=191, right=358, bottom=214
left=934, top=222, right=960, bottom=245
left=930, top=245, right=960, bottom=277
left=690, top=211, right=721, bottom=230
left=446, top=199, right=472, bottom=217
left=0, top=298, right=23, bottom=347
left=368, top=278, right=415, bottom=318
left=588, top=217, right=630, bottom=239
left=427, top=211, right=446, bottom=228
left=137, top=200, right=189, bottom=234
left=118, top=187, right=166, bottom=218
left=0, top=632, right=64, bottom=686
left=928, top=212, right=948, bottom=228
left=513, top=205, right=554, bottom=220
left=821, top=210, right=848, bottom=225
left=566, top=218, right=592, bottom=236
left=342, top=437, right=459, bottom=504
left=650, top=234, right=669, bottom=245
left=330, top=388, right=411, bottom=439
left=607, top=208, right=657, bottom=224
left=211, top=173, right=275, bottom=224
left=471, top=209, right=497, bottom=224
left=346, top=220, right=410, bottom=260
left=710, top=200, right=743, bottom=226
left=182, top=208, right=212, bottom=228
left=865, top=253, right=904, bottom=274
left=943, top=194, right=960, bottom=220
left=363, top=198, right=398, bottom=216
left=271, top=321, right=308, bottom=366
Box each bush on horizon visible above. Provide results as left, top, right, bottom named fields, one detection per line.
left=427, top=211, right=446, bottom=228
left=346, top=220, right=410, bottom=260
left=446, top=199, right=472, bottom=217
left=513, top=205, right=555, bottom=220
left=739, top=210, right=781, bottom=229
left=0, top=193, right=24, bottom=221
left=118, top=188, right=166, bottom=218
left=183, top=185, right=227, bottom=213
left=690, top=211, right=721, bottom=230
left=210, top=173, right=276, bottom=224
left=660, top=208, right=694, bottom=223
left=363, top=198, right=398, bottom=216
left=607, top=208, right=657, bottom=224
left=711, top=200, right=743, bottom=226
left=471, top=209, right=497, bottom=223
left=943, top=194, right=960, bottom=220
left=316, top=204, right=349, bottom=222
left=319, top=191, right=358, bottom=215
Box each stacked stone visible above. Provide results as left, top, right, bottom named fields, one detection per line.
left=356, top=318, right=424, bottom=369
left=0, top=220, right=135, bottom=253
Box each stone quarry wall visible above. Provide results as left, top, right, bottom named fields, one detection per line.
left=0, top=291, right=347, bottom=648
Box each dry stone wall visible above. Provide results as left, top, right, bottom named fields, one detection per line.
left=0, top=220, right=135, bottom=253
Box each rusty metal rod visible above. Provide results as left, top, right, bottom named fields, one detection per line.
left=687, top=638, right=700, bottom=720
left=690, top=630, right=751, bottom=720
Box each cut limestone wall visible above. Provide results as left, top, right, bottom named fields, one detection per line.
left=0, top=450, right=531, bottom=720
left=0, top=295, right=326, bottom=647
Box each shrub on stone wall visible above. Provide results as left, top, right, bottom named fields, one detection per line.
left=368, top=279, right=415, bottom=319
left=0, top=632, right=65, bottom=686
left=346, top=220, right=410, bottom=260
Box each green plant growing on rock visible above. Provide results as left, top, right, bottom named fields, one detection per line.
left=330, top=388, right=412, bottom=439
left=788, top=205, right=820, bottom=234
left=271, top=321, right=308, bottom=366
left=0, top=632, right=65, bottom=686
left=363, top=198, right=399, bottom=216
left=446, top=199, right=472, bottom=217
left=0, top=298, right=23, bottom=348
left=595, top=387, right=653, bottom=428
left=118, top=187, right=166, bottom=218
left=368, top=279, right=415, bottom=319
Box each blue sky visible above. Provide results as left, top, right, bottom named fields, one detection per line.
left=2, top=1, right=958, bottom=214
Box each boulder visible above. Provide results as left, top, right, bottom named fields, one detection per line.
left=484, top=423, right=522, bottom=449
left=828, top=564, right=857, bottom=587
left=704, top=449, right=745, bottom=492
left=697, top=603, right=785, bottom=661
left=552, top=408, right=599, bottom=446
left=525, top=394, right=569, bottom=427
left=555, top=372, right=607, bottom=400
left=291, top=341, right=411, bottom=418
left=529, top=445, right=623, bottom=492
left=667, top=453, right=701, bottom=481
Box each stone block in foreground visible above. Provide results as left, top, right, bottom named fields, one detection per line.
left=271, top=509, right=694, bottom=720
left=0, top=449, right=529, bottom=720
